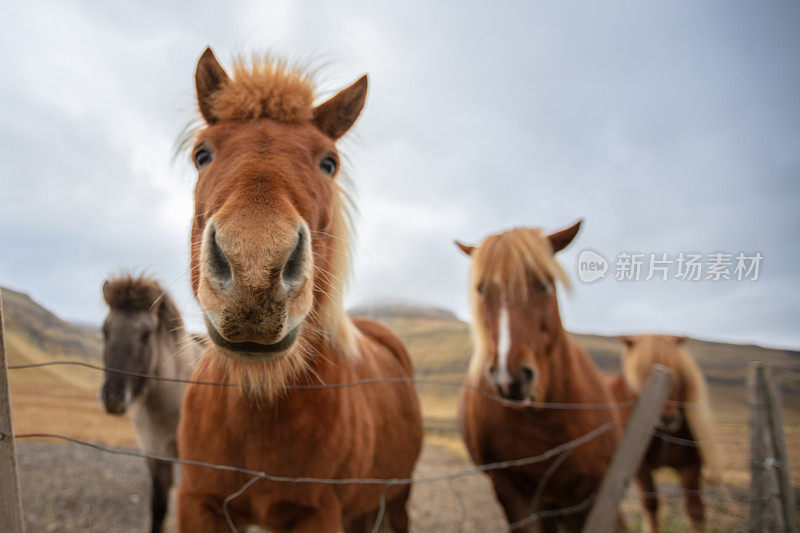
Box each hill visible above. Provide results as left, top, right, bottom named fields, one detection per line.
left=352, top=303, right=800, bottom=428
left=2, top=287, right=102, bottom=363
left=352, top=303, right=800, bottom=388
left=3, top=290, right=798, bottom=482
left=1, top=287, right=134, bottom=445
left=355, top=303, right=800, bottom=489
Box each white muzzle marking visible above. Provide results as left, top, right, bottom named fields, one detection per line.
left=496, top=301, right=512, bottom=392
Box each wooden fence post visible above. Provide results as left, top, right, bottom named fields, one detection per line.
left=750, top=361, right=798, bottom=533
left=762, top=363, right=800, bottom=533
left=582, top=364, right=672, bottom=533
left=0, top=290, right=25, bottom=532
left=750, top=362, right=776, bottom=531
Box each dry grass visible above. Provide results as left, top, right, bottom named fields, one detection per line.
left=4, top=294, right=800, bottom=531
left=6, top=329, right=136, bottom=447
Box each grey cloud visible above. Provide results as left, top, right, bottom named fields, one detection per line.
left=1, top=1, right=798, bottom=347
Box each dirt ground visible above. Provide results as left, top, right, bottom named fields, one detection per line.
left=17, top=440, right=506, bottom=532
left=17, top=439, right=753, bottom=532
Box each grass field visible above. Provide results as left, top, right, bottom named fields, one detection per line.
left=375, top=308, right=800, bottom=480
left=4, top=290, right=799, bottom=530
left=3, top=287, right=137, bottom=446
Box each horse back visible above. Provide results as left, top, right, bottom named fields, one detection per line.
left=351, top=316, right=415, bottom=376
left=604, top=372, right=635, bottom=422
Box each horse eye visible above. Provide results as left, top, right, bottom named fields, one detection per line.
left=319, top=156, right=337, bottom=176
left=194, top=148, right=213, bottom=169
left=140, top=330, right=151, bottom=344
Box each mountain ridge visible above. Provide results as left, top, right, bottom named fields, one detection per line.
left=3, top=288, right=798, bottom=398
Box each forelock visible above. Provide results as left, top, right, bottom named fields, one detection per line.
left=209, top=55, right=317, bottom=123
left=102, top=274, right=162, bottom=313
left=470, top=227, right=571, bottom=300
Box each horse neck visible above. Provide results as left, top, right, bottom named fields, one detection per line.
left=149, top=320, right=191, bottom=381
left=297, top=317, right=349, bottom=381
left=541, top=322, right=583, bottom=403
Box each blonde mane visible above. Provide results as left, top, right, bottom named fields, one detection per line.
left=467, top=227, right=571, bottom=382
left=623, top=335, right=721, bottom=478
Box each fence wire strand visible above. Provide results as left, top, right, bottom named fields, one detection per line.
left=5, top=358, right=761, bottom=530
left=7, top=423, right=613, bottom=486
left=223, top=476, right=260, bottom=532
left=5, top=424, right=612, bottom=532
left=9, top=359, right=708, bottom=409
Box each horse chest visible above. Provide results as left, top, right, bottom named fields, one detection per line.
left=461, top=391, right=613, bottom=497
left=130, top=388, right=182, bottom=456
left=186, top=387, right=358, bottom=468
left=646, top=426, right=701, bottom=469
left=178, top=357, right=420, bottom=529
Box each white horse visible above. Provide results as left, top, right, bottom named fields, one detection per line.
left=100, top=274, right=203, bottom=533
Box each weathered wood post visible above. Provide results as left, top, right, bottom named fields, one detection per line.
left=762, top=363, right=799, bottom=533
left=0, top=289, right=25, bottom=532
left=582, top=364, right=672, bottom=533
left=749, top=361, right=798, bottom=533
left=750, top=361, right=775, bottom=531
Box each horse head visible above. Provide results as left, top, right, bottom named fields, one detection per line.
left=456, top=220, right=582, bottom=402
left=186, top=48, right=364, bottom=394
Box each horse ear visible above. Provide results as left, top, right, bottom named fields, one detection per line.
left=455, top=240, right=476, bottom=256
left=618, top=336, right=635, bottom=349
left=156, top=295, right=180, bottom=332
left=547, top=219, right=583, bottom=253
left=195, top=47, right=229, bottom=124
left=313, top=75, right=368, bottom=140
left=101, top=280, right=112, bottom=305
left=675, top=335, right=689, bottom=345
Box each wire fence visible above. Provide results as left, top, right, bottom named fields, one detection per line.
left=9, top=359, right=710, bottom=409
left=5, top=425, right=611, bottom=532
left=4, top=359, right=769, bottom=532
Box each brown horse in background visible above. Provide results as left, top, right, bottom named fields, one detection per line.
left=455, top=221, right=623, bottom=532
left=100, top=274, right=203, bottom=533
left=606, top=335, right=719, bottom=533
left=176, top=48, right=422, bottom=532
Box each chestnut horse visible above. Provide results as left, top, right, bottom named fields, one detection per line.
left=455, top=222, right=623, bottom=532
left=606, top=335, right=718, bottom=533
left=176, top=48, right=422, bottom=532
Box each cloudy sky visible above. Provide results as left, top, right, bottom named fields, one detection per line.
left=1, top=1, right=798, bottom=349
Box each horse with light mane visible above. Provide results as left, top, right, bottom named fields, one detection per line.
left=606, top=334, right=718, bottom=533
left=455, top=221, right=623, bottom=532
left=175, top=48, right=423, bottom=532
left=100, top=274, right=203, bottom=533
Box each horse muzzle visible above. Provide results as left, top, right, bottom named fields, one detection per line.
left=657, top=413, right=682, bottom=432
left=100, top=390, right=128, bottom=415
left=487, top=364, right=537, bottom=403
left=204, top=315, right=300, bottom=359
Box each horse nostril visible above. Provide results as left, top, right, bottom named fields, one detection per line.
left=208, top=224, right=232, bottom=284
left=282, top=227, right=307, bottom=287
left=100, top=389, right=126, bottom=414
left=521, top=365, right=535, bottom=384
